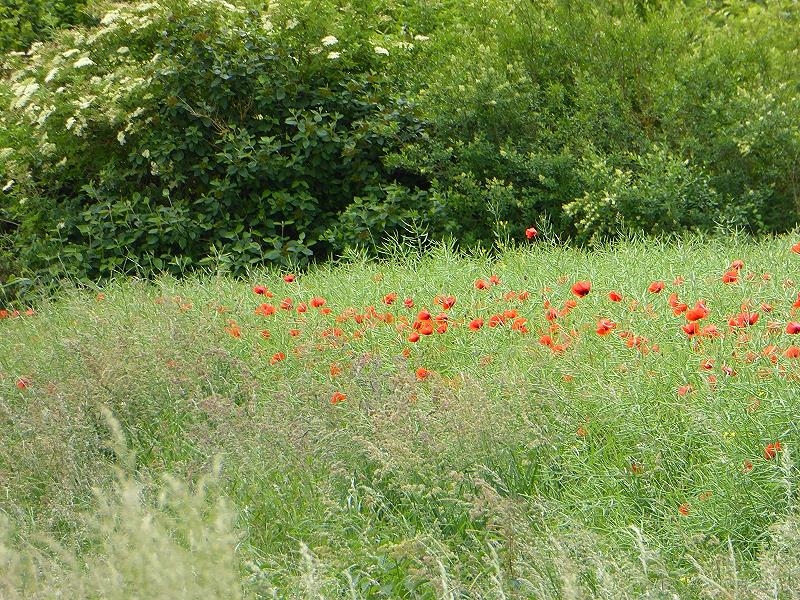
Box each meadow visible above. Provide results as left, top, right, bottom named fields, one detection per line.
left=3, top=234, right=800, bottom=598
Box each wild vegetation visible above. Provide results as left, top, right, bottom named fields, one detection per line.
left=4, top=236, right=800, bottom=597
left=2, top=1, right=800, bottom=597
left=1, top=0, right=799, bottom=301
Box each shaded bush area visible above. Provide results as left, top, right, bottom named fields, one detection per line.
left=0, top=0, right=96, bottom=51
left=1, top=0, right=799, bottom=300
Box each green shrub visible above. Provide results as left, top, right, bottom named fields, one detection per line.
left=397, top=0, right=799, bottom=243
left=0, top=0, right=430, bottom=298
left=563, top=145, right=765, bottom=243
left=0, top=0, right=95, bottom=52
left=2, top=0, right=799, bottom=302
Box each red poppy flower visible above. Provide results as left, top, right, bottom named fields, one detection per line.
left=310, top=297, right=326, bottom=308
left=403, top=298, right=414, bottom=308
left=668, top=293, right=688, bottom=315
left=729, top=311, right=759, bottom=327
left=225, top=321, right=242, bottom=338
left=792, top=242, right=800, bottom=254
left=296, top=303, right=308, bottom=314
left=511, top=317, right=529, bottom=333
left=682, top=322, right=699, bottom=337
left=571, top=280, right=591, bottom=298
left=545, top=307, right=559, bottom=321
left=253, top=285, right=271, bottom=296
left=280, top=298, right=293, bottom=310
left=678, top=503, right=690, bottom=516
left=474, top=279, right=489, bottom=290
left=330, top=391, right=347, bottom=404
left=700, top=324, right=721, bottom=338
left=764, top=441, right=782, bottom=460
left=743, top=459, right=754, bottom=472
left=784, top=345, right=800, bottom=358
left=700, top=358, right=714, bottom=370
left=270, top=352, right=286, bottom=365
left=408, top=332, right=420, bottom=343
left=383, top=292, right=397, bottom=305
left=488, top=314, right=504, bottom=327
left=417, top=309, right=431, bottom=321
left=489, top=274, right=501, bottom=285
left=419, top=323, right=434, bottom=336
left=596, top=318, right=616, bottom=336
left=722, top=270, right=739, bottom=284
left=15, top=377, right=31, bottom=390
left=685, top=302, right=709, bottom=322
left=289, top=328, right=301, bottom=337
left=786, top=322, right=800, bottom=334
left=436, top=323, right=448, bottom=334
left=415, top=367, right=431, bottom=380
left=677, top=384, right=693, bottom=396
left=525, top=226, right=538, bottom=239
left=648, top=281, right=664, bottom=294
left=468, top=318, right=484, bottom=331
left=730, top=259, right=745, bottom=271
left=440, top=295, right=456, bottom=310
left=260, top=329, right=270, bottom=339
left=608, top=290, right=623, bottom=302
left=255, top=303, right=276, bottom=317
left=283, top=274, right=296, bottom=283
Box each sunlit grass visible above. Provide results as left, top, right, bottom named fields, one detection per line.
left=2, top=234, right=800, bottom=598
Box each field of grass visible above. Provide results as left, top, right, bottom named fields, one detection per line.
left=3, top=235, right=800, bottom=598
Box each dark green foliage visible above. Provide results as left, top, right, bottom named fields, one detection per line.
left=399, top=0, right=799, bottom=244
left=69, top=15, right=424, bottom=273
left=0, top=0, right=95, bottom=51
left=1, top=0, right=799, bottom=302
left=1, top=0, right=428, bottom=298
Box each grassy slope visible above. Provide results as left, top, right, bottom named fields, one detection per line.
left=3, top=235, right=800, bottom=598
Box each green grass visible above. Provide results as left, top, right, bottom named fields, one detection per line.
left=3, top=235, right=800, bottom=598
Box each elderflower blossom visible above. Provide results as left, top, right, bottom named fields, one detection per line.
left=327, top=51, right=340, bottom=60
left=321, top=35, right=338, bottom=46
left=73, top=56, right=95, bottom=69
left=374, top=46, right=389, bottom=56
